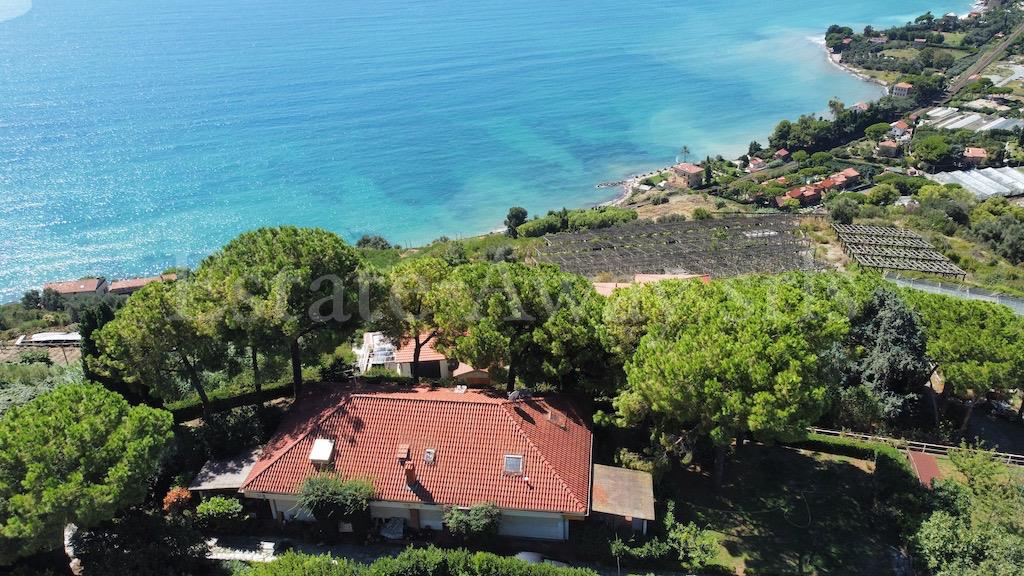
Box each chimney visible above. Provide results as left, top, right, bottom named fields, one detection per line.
left=404, top=461, right=417, bottom=489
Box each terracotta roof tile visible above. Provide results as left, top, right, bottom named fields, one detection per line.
left=393, top=335, right=447, bottom=363
left=241, top=387, right=591, bottom=514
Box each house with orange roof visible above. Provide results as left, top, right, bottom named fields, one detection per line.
left=892, top=82, right=914, bottom=98
left=877, top=140, right=901, bottom=157
left=236, top=386, right=644, bottom=540
left=43, top=277, right=108, bottom=296
left=108, top=273, right=178, bottom=295
left=963, top=147, right=988, bottom=165
left=672, top=162, right=704, bottom=188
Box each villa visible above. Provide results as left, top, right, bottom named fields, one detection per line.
left=237, top=386, right=654, bottom=540
left=747, top=157, right=768, bottom=173
left=963, top=147, right=989, bottom=165
left=42, top=277, right=109, bottom=297
left=672, top=162, right=704, bottom=188
left=877, top=140, right=901, bottom=157
left=892, top=82, right=914, bottom=98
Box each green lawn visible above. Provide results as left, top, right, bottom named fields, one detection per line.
left=943, top=32, right=966, bottom=47
left=668, top=445, right=894, bottom=575
left=881, top=48, right=918, bottom=60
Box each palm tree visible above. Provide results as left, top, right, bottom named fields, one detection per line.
left=677, top=145, right=691, bottom=163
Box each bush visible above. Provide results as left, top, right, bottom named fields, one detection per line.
left=196, top=496, right=245, bottom=533
left=356, top=235, right=397, bottom=250
left=162, top=487, right=193, bottom=516
left=485, top=245, right=517, bottom=263
left=298, top=474, right=374, bottom=534
left=72, top=510, right=208, bottom=576
left=246, top=552, right=362, bottom=576
left=444, top=502, right=500, bottom=541
left=198, top=406, right=263, bottom=458
left=17, top=350, right=51, bottom=365
left=692, top=208, right=712, bottom=220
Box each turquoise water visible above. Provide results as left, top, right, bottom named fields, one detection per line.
left=0, top=0, right=969, bottom=300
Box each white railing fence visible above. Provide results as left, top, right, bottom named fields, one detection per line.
left=808, top=427, right=1024, bottom=467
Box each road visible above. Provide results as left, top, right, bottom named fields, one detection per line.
left=884, top=275, right=1024, bottom=315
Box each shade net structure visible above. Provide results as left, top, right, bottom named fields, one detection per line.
left=533, top=215, right=821, bottom=278
left=833, top=224, right=966, bottom=278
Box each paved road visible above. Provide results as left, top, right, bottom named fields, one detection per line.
left=885, top=276, right=1024, bottom=315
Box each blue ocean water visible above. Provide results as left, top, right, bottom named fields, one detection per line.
left=0, top=0, right=969, bottom=300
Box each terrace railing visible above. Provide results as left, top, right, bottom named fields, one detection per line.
left=808, top=427, right=1024, bottom=467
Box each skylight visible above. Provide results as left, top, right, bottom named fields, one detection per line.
left=504, top=454, right=523, bottom=475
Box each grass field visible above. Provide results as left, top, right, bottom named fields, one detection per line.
left=669, top=445, right=895, bottom=575
left=942, top=32, right=966, bottom=47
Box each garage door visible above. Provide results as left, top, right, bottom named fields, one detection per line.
left=498, top=513, right=566, bottom=540
left=421, top=508, right=444, bottom=530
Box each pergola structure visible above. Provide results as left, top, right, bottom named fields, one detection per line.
left=833, top=224, right=967, bottom=279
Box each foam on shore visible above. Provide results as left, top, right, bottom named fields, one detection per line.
left=0, top=0, right=31, bottom=23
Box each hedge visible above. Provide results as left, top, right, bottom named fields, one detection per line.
left=239, top=547, right=599, bottom=576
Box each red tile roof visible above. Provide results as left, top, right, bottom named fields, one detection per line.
left=109, top=273, right=177, bottom=293
left=241, top=386, right=592, bottom=514
left=43, top=278, right=106, bottom=294
left=674, top=162, right=703, bottom=175
left=393, top=335, right=447, bottom=363
left=964, top=147, right=988, bottom=159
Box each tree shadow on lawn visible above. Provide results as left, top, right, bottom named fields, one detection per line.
left=671, top=445, right=894, bottom=576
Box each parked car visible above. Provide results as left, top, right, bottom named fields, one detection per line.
left=513, top=552, right=568, bottom=567
left=990, top=400, right=1017, bottom=420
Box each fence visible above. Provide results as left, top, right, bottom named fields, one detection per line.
left=808, top=427, right=1024, bottom=467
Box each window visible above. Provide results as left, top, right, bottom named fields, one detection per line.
left=504, top=454, right=523, bottom=475
left=424, top=448, right=436, bottom=463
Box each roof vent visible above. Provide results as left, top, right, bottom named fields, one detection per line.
left=454, top=385, right=468, bottom=394
left=309, top=438, right=334, bottom=464
left=423, top=448, right=436, bottom=463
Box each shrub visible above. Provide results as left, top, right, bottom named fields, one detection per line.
left=72, top=510, right=208, bottom=576
left=162, top=486, right=193, bottom=516
left=298, top=474, right=374, bottom=534
left=650, top=193, right=668, bottom=205
left=444, top=502, right=501, bottom=541
left=485, top=245, right=517, bottom=263
left=247, top=552, right=363, bottom=576
left=692, top=208, right=712, bottom=220
left=196, top=496, right=245, bottom=533
left=198, top=406, right=263, bottom=458
left=17, top=350, right=51, bottom=365
left=356, top=235, right=397, bottom=250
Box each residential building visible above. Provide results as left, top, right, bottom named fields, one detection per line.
left=672, top=162, right=704, bottom=188
left=393, top=336, right=453, bottom=379
left=108, top=273, right=177, bottom=295
left=42, top=277, right=108, bottom=296
left=830, top=167, right=861, bottom=189
left=747, top=157, right=767, bottom=173
left=774, top=148, right=790, bottom=161
left=892, top=82, right=914, bottom=98
left=890, top=119, right=911, bottom=138
left=963, top=147, right=988, bottom=165
left=877, top=140, right=901, bottom=157
left=239, top=386, right=605, bottom=540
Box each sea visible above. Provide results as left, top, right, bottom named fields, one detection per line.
left=0, top=0, right=971, bottom=301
